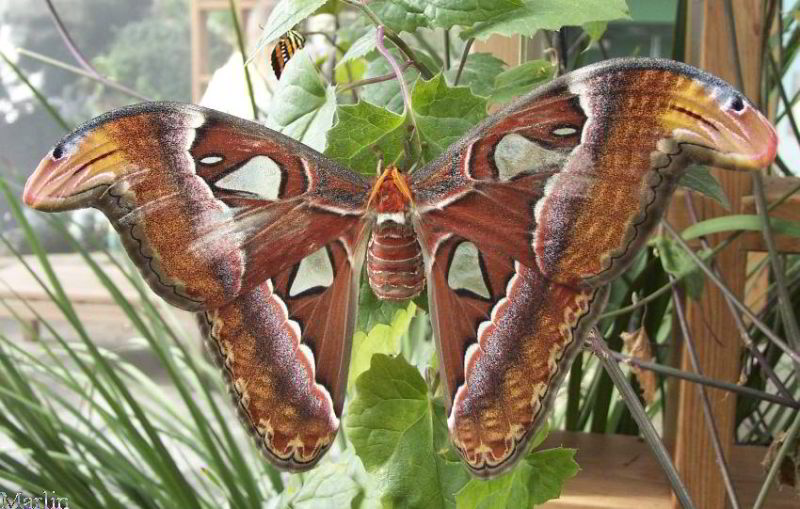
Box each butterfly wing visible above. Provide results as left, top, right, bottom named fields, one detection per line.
left=24, top=102, right=372, bottom=469
left=411, top=58, right=777, bottom=476
left=271, top=30, right=305, bottom=79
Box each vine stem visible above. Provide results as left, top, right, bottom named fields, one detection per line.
left=662, top=221, right=800, bottom=366
left=607, top=349, right=799, bottom=408
left=42, top=0, right=149, bottom=101
left=342, top=0, right=433, bottom=79
left=586, top=329, right=696, bottom=509
left=681, top=191, right=794, bottom=401
left=228, top=0, right=259, bottom=120
left=375, top=26, right=422, bottom=163
left=376, top=26, right=412, bottom=114
left=752, top=410, right=800, bottom=508
left=454, top=38, right=474, bottom=86
left=336, top=61, right=414, bottom=93
left=671, top=283, right=741, bottom=509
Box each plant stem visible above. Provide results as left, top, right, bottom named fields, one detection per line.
left=228, top=0, right=259, bottom=120
left=672, top=284, right=741, bottom=509
left=42, top=0, right=149, bottom=101
left=607, top=349, right=799, bottom=408
left=375, top=26, right=422, bottom=162
left=16, top=48, right=148, bottom=101
left=587, top=329, right=696, bottom=509
left=682, top=188, right=794, bottom=401
left=0, top=50, right=70, bottom=131
left=752, top=410, right=800, bottom=508
left=443, top=29, right=451, bottom=70
left=336, top=61, right=414, bottom=93
left=663, top=221, right=800, bottom=366
left=753, top=173, right=800, bottom=375
left=769, top=54, right=800, bottom=144
left=454, top=38, right=474, bottom=86
left=342, top=0, right=433, bottom=79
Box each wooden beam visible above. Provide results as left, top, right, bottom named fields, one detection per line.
left=668, top=1, right=768, bottom=508
left=740, top=176, right=800, bottom=253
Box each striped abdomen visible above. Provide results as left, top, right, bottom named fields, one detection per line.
left=367, top=220, right=424, bottom=300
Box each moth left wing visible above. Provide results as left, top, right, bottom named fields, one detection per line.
left=201, top=223, right=368, bottom=470
left=24, top=102, right=371, bottom=311
left=411, top=58, right=777, bottom=477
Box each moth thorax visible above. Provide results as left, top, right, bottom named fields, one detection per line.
left=366, top=219, right=425, bottom=301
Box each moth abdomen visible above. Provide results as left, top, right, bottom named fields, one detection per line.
left=366, top=219, right=425, bottom=300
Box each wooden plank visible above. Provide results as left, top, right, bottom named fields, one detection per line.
left=474, top=34, right=522, bottom=67
left=740, top=176, right=800, bottom=253
left=539, top=432, right=793, bottom=509
left=0, top=254, right=195, bottom=329
left=668, top=1, right=768, bottom=508
left=190, top=0, right=205, bottom=102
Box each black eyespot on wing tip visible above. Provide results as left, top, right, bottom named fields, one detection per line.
left=52, top=143, right=64, bottom=160
left=730, top=95, right=745, bottom=112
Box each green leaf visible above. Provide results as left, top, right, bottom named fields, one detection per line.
left=649, top=236, right=706, bottom=299
left=345, top=354, right=470, bottom=508
left=490, top=59, right=555, bottom=104
left=360, top=50, right=421, bottom=114
left=679, top=166, right=732, bottom=210
left=357, top=281, right=411, bottom=332
left=445, top=53, right=507, bottom=97
left=325, top=100, right=408, bottom=175
left=583, top=20, right=608, bottom=45
left=349, top=301, right=417, bottom=391
left=681, top=215, right=800, bottom=241
left=455, top=448, right=578, bottom=509
left=315, top=0, right=343, bottom=15
left=278, top=455, right=361, bottom=508
left=250, top=0, right=327, bottom=60
left=461, top=0, right=629, bottom=41
left=337, top=27, right=378, bottom=68
left=265, top=48, right=337, bottom=152
left=370, top=0, right=525, bottom=33
left=412, top=74, right=487, bottom=162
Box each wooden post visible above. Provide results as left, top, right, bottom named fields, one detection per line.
left=190, top=0, right=258, bottom=102
left=668, top=1, right=767, bottom=508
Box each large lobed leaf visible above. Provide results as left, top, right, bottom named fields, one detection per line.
left=490, top=59, right=555, bottom=104
left=349, top=300, right=417, bottom=391
left=413, top=75, right=487, bottom=162
left=454, top=448, right=579, bottom=508
left=326, top=73, right=487, bottom=172
left=444, top=53, right=507, bottom=97
left=345, top=354, right=579, bottom=508
left=325, top=100, right=408, bottom=175
left=345, top=354, right=470, bottom=508
left=461, top=0, right=629, bottom=40
left=265, top=48, right=337, bottom=152
left=370, top=0, right=525, bottom=33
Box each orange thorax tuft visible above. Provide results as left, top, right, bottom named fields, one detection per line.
left=368, top=166, right=413, bottom=213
